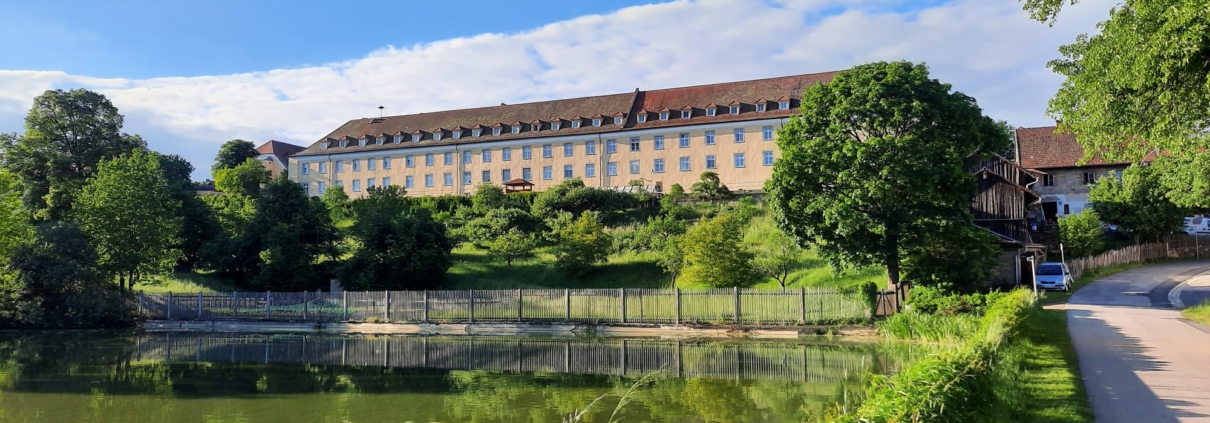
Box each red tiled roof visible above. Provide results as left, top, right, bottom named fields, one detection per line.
left=1015, top=126, right=1147, bottom=169
left=294, top=70, right=840, bottom=157
left=256, top=140, right=306, bottom=166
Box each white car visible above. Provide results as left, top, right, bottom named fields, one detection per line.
left=1035, top=262, right=1072, bottom=292
left=1185, top=216, right=1210, bottom=235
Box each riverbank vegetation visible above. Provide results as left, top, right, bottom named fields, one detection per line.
left=1185, top=301, right=1210, bottom=326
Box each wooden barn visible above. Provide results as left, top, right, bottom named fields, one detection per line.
left=966, top=154, right=1046, bottom=288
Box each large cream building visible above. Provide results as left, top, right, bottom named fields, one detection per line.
left=289, top=71, right=837, bottom=197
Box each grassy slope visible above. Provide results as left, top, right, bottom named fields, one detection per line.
left=1008, top=308, right=1095, bottom=423
left=1183, top=301, right=1210, bottom=326
left=133, top=270, right=239, bottom=293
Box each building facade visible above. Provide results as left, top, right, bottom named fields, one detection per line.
left=288, top=72, right=838, bottom=198
left=257, top=140, right=306, bottom=179
left=1014, top=125, right=1138, bottom=223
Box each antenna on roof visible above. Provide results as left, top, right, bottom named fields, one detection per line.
left=378, top=106, right=384, bottom=118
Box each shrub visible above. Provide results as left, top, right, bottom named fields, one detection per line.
left=553, top=211, right=612, bottom=276
left=907, top=286, right=1007, bottom=315
left=1059, top=209, right=1104, bottom=258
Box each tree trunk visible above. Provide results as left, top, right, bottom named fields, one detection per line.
left=884, top=232, right=901, bottom=291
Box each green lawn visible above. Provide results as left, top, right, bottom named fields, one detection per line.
left=1184, top=301, right=1210, bottom=326
left=134, top=270, right=239, bottom=293
left=1007, top=308, right=1095, bottom=422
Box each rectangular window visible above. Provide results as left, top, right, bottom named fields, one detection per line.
left=443, top=152, right=453, bottom=165
left=482, top=149, right=492, bottom=163
left=443, top=173, right=453, bottom=186
left=564, top=143, right=574, bottom=157
left=319, top=162, right=327, bottom=174
left=586, top=141, right=596, bottom=155
left=405, top=155, right=414, bottom=168
left=425, top=174, right=434, bottom=187
left=522, top=146, right=532, bottom=160
left=682, top=110, right=691, bottom=119
left=425, top=154, right=434, bottom=167
left=302, top=182, right=309, bottom=195
left=502, top=147, right=512, bottom=161
left=628, top=137, right=641, bottom=152
left=502, top=169, right=512, bottom=181
left=734, top=128, right=745, bottom=143
left=629, top=160, right=640, bottom=175
left=679, top=133, right=689, bottom=148
left=383, top=157, right=392, bottom=169
left=606, top=139, right=617, bottom=154
left=762, top=151, right=774, bottom=166
left=368, top=158, right=376, bottom=171
left=705, top=131, right=715, bottom=145
left=405, top=176, right=414, bottom=189
left=762, top=125, right=774, bottom=140
left=522, top=168, right=532, bottom=181
left=463, top=151, right=472, bottom=164
left=352, top=159, right=361, bottom=171
left=734, top=153, right=746, bottom=168
left=482, top=170, right=491, bottom=183
left=367, top=178, right=376, bottom=188
left=706, top=108, right=716, bottom=117
left=301, top=163, right=310, bottom=175
left=563, top=165, right=573, bottom=178
left=543, top=144, right=553, bottom=158
left=336, top=161, right=344, bottom=173
left=779, top=100, right=789, bottom=110
left=654, top=158, right=665, bottom=173
left=382, top=177, right=391, bottom=187
left=654, top=135, right=665, bottom=150
left=607, top=162, right=618, bottom=176
left=352, top=179, right=361, bottom=192
left=585, top=163, right=596, bottom=178
left=542, top=166, right=553, bottom=180
left=679, top=157, right=690, bottom=172
left=1043, top=174, right=1055, bottom=186
left=757, top=103, right=766, bottom=112
left=1082, top=172, right=1096, bottom=185
left=318, top=181, right=326, bottom=193
left=463, top=172, right=472, bottom=185
left=335, top=180, right=342, bottom=187
left=706, top=155, right=717, bottom=169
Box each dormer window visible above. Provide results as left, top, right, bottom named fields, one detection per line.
left=511, top=126, right=520, bottom=134
left=339, top=140, right=348, bottom=148
left=453, top=130, right=462, bottom=139
left=757, top=103, right=766, bottom=112
left=493, top=127, right=502, bottom=136
left=321, top=141, right=330, bottom=150
left=434, top=132, right=443, bottom=141
left=681, top=110, right=691, bottom=119
left=592, top=118, right=602, bottom=127
left=358, top=138, right=367, bottom=147
left=376, top=137, right=385, bottom=145
left=532, top=124, right=540, bottom=132
left=614, top=116, right=623, bottom=125
left=660, top=112, right=669, bottom=121
left=393, top=135, right=402, bottom=143
left=638, top=114, right=647, bottom=123
left=552, top=122, right=561, bottom=130
left=779, top=100, right=789, bottom=110
left=473, top=129, right=482, bottom=137
left=706, top=108, right=716, bottom=117
left=729, top=106, right=739, bottom=115
left=572, top=120, right=581, bottom=129
left=411, top=134, right=421, bottom=142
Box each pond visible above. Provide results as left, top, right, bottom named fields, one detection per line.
left=0, top=332, right=921, bottom=422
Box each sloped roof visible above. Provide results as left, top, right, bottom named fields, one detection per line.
left=1015, top=126, right=1146, bottom=169
left=256, top=140, right=306, bottom=165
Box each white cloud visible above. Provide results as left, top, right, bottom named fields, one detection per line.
left=0, top=0, right=1112, bottom=179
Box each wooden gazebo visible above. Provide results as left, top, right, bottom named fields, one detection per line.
left=502, top=178, right=534, bottom=193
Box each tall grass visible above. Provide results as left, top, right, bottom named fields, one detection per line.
left=1184, top=300, right=1210, bottom=326
left=876, top=312, right=981, bottom=343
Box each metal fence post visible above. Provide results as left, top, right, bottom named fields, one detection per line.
left=198, top=292, right=203, bottom=319
left=565, top=289, right=571, bottom=321
left=384, top=291, right=391, bottom=321
left=302, top=291, right=308, bottom=321
left=620, top=288, right=627, bottom=324
left=232, top=292, right=237, bottom=318
left=167, top=292, right=173, bottom=319
left=799, top=287, right=806, bottom=325
left=469, top=289, right=475, bottom=323
left=734, top=287, right=740, bottom=324
left=674, top=288, right=681, bottom=326
left=517, top=289, right=523, bottom=322
left=265, top=291, right=271, bottom=319
left=422, top=290, right=429, bottom=322
left=342, top=291, right=348, bottom=321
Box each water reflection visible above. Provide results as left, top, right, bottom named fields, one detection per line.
left=0, top=332, right=915, bottom=423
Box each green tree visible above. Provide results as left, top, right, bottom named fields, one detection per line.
left=244, top=177, right=339, bottom=291
left=902, top=222, right=1000, bottom=294
left=154, top=154, right=219, bottom=267
left=457, top=207, right=543, bottom=248
left=0, top=89, right=146, bottom=220
left=156, top=153, right=195, bottom=187
left=1152, top=154, right=1210, bottom=210
left=766, top=61, right=1008, bottom=290
left=214, top=158, right=271, bottom=198
left=337, top=186, right=453, bottom=290
left=0, top=171, right=32, bottom=264
left=74, top=151, right=182, bottom=290
left=487, top=229, right=539, bottom=266
left=747, top=227, right=802, bottom=290
left=660, top=183, right=689, bottom=217
left=1059, top=209, right=1104, bottom=258
left=679, top=214, right=757, bottom=288
left=1090, top=164, right=1186, bottom=243
left=690, top=172, right=731, bottom=202
left=321, top=185, right=353, bottom=222
left=1024, top=0, right=1210, bottom=161
left=4, top=222, right=130, bottom=328
left=656, top=235, right=685, bottom=287
left=471, top=184, right=507, bottom=212
left=213, top=139, right=259, bottom=174
left=553, top=211, right=612, bottom=276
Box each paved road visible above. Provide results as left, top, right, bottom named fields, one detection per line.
left=1067, top=261, right=1210, bottom=422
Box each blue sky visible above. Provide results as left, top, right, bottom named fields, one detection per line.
left=0, top=0, right=1112, bottom=180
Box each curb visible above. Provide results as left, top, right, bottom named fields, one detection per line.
left=1167, top=268, right=1210, bottom=309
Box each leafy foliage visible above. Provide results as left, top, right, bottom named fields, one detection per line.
left=320, top=185, right=352, bottom=222
left=1058, top=209, right=1104, bottom=258
left=679, top=214, right=757, bottom=288
left=767, top=61, right=1009, bottom=289
left=553, top=211, right=612, bottom=276
left=689, top=172, right=731, bottom=202
left=746, top=220, right=802, bottom=290
left=902, top=222, right=1001, bottom=294
left=456, top=207, right=544, bottom=248
left=213, top=139, right=259, bottom=174
left=337, top=186, right=453, bottom=290
left=531, top=178, right=638, bottom=220
left=1089, top=163, right=1186, bottom=242
left=214, top=158, right=271, bottom=198
left=487, top=230, right=539, bottom=266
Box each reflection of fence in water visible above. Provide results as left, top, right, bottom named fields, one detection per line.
left=133, top=334, right=880, bottom=383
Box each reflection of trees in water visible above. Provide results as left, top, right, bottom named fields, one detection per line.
left=0, top=332, right=922, bottom=423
